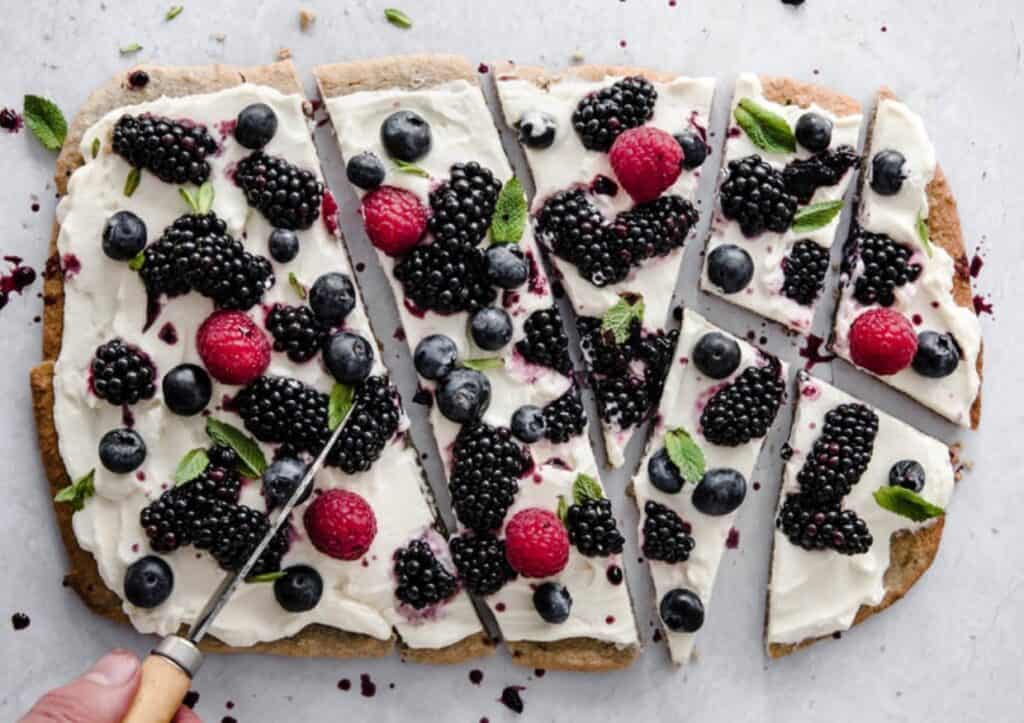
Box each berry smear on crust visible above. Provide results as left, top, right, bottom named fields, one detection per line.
left=848, top=308, right=918, bottom=376
left=700, top=356, right=785, bottom=447
left=504, top=508, right=570, bottom=578
left=609, top=126, right=683, bottom=203
left=196, top=310, right=271, bottom=385
left=90, top=339, right=157, bottom=406
left=235, top=152, right=325, bottom=231
left=572, top=76, right=658, bottom=152
left=362, top=186, right=428, bottom=256
left=112, top=114, right=218, bottom=185
left=304, top=488, right=377, bottom=561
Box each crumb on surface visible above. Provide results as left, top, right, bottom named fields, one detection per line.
left=571, top=50, right=585, bottom=64
left=211, top=32, right=226, bottom=42
left=299, top=8, right=316, bottom=31
left=276, top=47, right=292, bottom=61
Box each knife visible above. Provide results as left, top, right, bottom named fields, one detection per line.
left=122, top=408, right=351, bottom=723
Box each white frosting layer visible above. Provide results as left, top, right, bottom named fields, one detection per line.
left=767, top=372, right=954, bottom=645
left=633, top=310, right=786, bottom=662
left=701, top=73, right=863, bottom=332
left=324, top=80, right=638, bottom=647
left=497, top=73, right=716, bottom=467
left=832, top=97, right=981, bottom=426
left=54, top=85, right=482, bottom=649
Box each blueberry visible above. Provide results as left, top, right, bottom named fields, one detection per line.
left=262, top=457, right=311, bottom=509
left=469, top=307, right=513, bottom=351
left=674, top=130, right=708, bottom=169
left=692, top=468, right=747, bottom=516
left=323, top=332, right=374, bottom=385
left=511, top=405, right=547, bottom=443
left=124, top=555, right=173, bottom=608
left=870, top=150, right=906, bottom=196
left=889, top=460, right=926, bottom=492
left=659, top=588, right=704, bottom=633
left=912, top=331, right=960, bottom=378
left=98, top=428, right=146, bottom=473
left=437, top=368, right=491, bottom=423
left=309, top=272, right=356, bottom=326
left=516, top=111, right=557, bottom=149
left=235, top=103, right=278, bottom=149
left=268, top=228, right=299, bottom=263
left=413, top=334, right=458, bottom=380
left=102, top=211, right=147, bottom=261
left=273, top=565, right=323, bottom=612
left=707, top=244, right=753, bottom=294
left=533, top=582, right=572, bottom=623
left=380, top=110, right=432, bottom=162
left=692, top=332, right=741, bottom=379
left=485, top=245, right=529, bottom=289
left=795, top=112, right=833, bottom=152
left=162, top=364, right=212, bottom=416
left=647, top=447, right=684, bottom=494
left=346, top=151, right=386, bottom=190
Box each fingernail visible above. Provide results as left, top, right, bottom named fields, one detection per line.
left=84, top=650, right=139, bottom=686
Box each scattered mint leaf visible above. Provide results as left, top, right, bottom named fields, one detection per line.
left=124, top=167, right=141, bottom=197
left=664, top=428, right=705, bottom=484
left=394, top=159, right=429, bottom=178
left=206, top=418, right=267, bottom=477
left=178, top=186, right=199, bottom=213
left=54, top=469, right=95, bottom=511
left=572, top=473, right=604, bottom=504
left=196, top=181, right=215, bottom=214
left=128, top=250, right=146, bottom=271
left=90, top=137, right=100, bottom=159
left=733, top=98, right=796, bottom=153
left=489, top=177, right=527, bottom=244
left=328, top=383, right=355, bottom=430
left=916, top=215, right=934, bottom=258
left=23, top=95, right=67, bottom=151
left=873, top=486, right=945, bottom=522
left=247, top=571, right=286, bottom=583
left=601, top=296, right=644, bottom=345
left=174, top=448, right=209, bottom=485
left=165, top=5, right=184, bottom=21
left=791, top=200, right=844, bottom=233
left=462, top=357, right=504, bottom=372
left=119, top=43, right=143, bottom=55
left=556, top=494, right=568, bottom=523
left=384, top=8, right=412, bottom=28
left=288, top=272, right=307, bottom=300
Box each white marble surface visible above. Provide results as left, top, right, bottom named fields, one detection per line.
left=0, top=1, right=1021, bottom=720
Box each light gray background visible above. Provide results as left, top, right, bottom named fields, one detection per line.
left=1, top=1, right=1020, bottom=721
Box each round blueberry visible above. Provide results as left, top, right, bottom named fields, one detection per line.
left=795, top=112, right=833, bottom=153
left=124, top=555, right=173, bottom=608
left=692, top=468, right=747, bottom=516
left=659, top=588, right=704, bottom=633
left=469, top=307, right=513, bottom=351
left=346, top=151, right=386, bottom=191
left=511, top=405, right=546, bottom=443
left=262, top=457, right=311, bottom=509
left=309, top=272, right=356, bottom=326
left=413, top=334, right=458, bottom=381
left=889, top=460, right=926, bottom=492
left=674, top=130, right=708, bottom=169
left=323, top=332, right=374, bottom=385
left=707, top=244, right=754, bottom=294
left=692, top=332, right=742, bottom=379
left=516, top=111, right=557, bottom=149
left=648, top=447, right=684, bottom=494
left=268, top=228, right=300, bottom=263
left=533, top=582, right=572, bottom=623
left=98, top=428, right=147, bottom=474
left=870, top=149, right=906, bottom=196
left=912, top=331, right=960, bottom=378
left=234, top=103, right=278, bottom=150
left=485, top=245, right=529, bottom=289
left=102, top=211, right=147, bottom=261
left=437, top=368, right=491, bottom=424
left=273, top=564, right=323, bottom=612
left=162, top=364, right=212, bottom=416
left=380, top=110, right=432, bottom=162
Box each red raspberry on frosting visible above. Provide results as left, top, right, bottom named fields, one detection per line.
left=361, top=185, right=428, bottom=256
left=848, top=308, right=918, bottom=375
left=609, top=126, right=683, bottom=203
left=196, top=310, right=270, bottom=385
left=504, top=507, right=569, bottom=578
left=304, top=488, right=377, bottom=561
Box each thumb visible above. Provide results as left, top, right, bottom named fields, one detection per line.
left=22, top=649, right=141, bottom=723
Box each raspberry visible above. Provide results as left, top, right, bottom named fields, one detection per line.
left=303, top=488, right=377, bottom=561
left=609, top=126, right=683, bottom=202
left=428, top=162, right=502, bottom=247
left=572, top=76, right=658, bottom=152
left=504, top=508, right=570, bottom=578
left=196, top=310, right=271, bottom=385
left=265, top=304, right=327, bottom=363
left=449, top=533, right=516, bottom=596
left=393, top=539, right=458, bottom=609
left=112, top=114, right=218, bottom=185
left=362, top=186, right=428, bottom=256
left=848, top=308, right=918, bottom=375
left=235, top=152, right=324, bottom=231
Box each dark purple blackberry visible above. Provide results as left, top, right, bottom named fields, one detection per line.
left=140, top=487, right=201, bottom=552
left=537, top=189, right=629, bottom=287
left=641, top=500, right=695, bottom=563
left=700, top=357, right=785, bottom=446
left=795, top=403, right=878, bottom=505
left=782, top=146, right=859, bottom=204
left=566, top=497, right=625, bottom=557
left=516, top=306, right=572, bottom=375
left=393, top=240, right=496, bottom=315
left=265, top=304, right=327, bottom=362
left=571, top=76, right=657, bottom=151
left=595, top=375, right=650, bottom=429
left=428, top=162, right=502, bottom=247
left=719, top=155, right=798, bottom=237
left=777, top=495, right=873, bottom=555
left=639, top=328, right=678, bottom=407
left=207, top=504, right=290, bottom=575
left=449, top=533, right=516, bottom=596
left=235, top=152, right=324, bottom=231
left=448, top=423, right=528, bottom=532
left=112, top=114, right=218, bottom=185
left=235, top=375, right=328, bottom=453
left=782, top=240, right=830, bottom=306
left=393, top=539, right=458, bottom=609
left=616, top=195, right=700, bottom=260
left=542, top=384, right=587, bottom=443
left=90, top=339, right=157, bottom=406
left=577, top=315, right=640, bottom=377
left=324, top=376, right=400, bottom=474
left=137, top=231, right=191, bottom=299
left=845, top=228, right=922, bottom=307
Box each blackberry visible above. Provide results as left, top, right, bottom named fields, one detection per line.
left=795, top=403, right=878, bottom=505
left=846, top=228, right=922, bottom=307
left=393, top=539, right=458, bottom=609
left=777, top=495, right=873, bottom=555
left=449, top=533, right=516, bottom=596
left=639, top=328, right=678, bottom=406
left=516, top=306, right=572, bottom=375
left=782, top=240, right=830, bottom=306
left=542, top=384, right=587, bottom=443
left=140, top=487, right=202, bottom=552
left=641, top=500, right=695, bottom=563
left=781, top=146, right=859, bottom=204
left=578, top=315, right=639, bottom=377
left=428, top=162, right=502, bottom=247
left=90, top=339, right=157, bottom=406
left=700, top=357, right=785, bottom=446
left=616, top=195, right=700, bottom=260
left=207, top=504, right=290, bottom=575
left=566, top=498, right=625, bottom=557
left=265, top=304, right=327, bottom=362
left=111, top=114, right=218, bottom=185
left=572, top=76, right=658, bottom=151
left=325, top=376, right=400, bottom=474
left=139, top=232, right=191, bottom=299
left=393, top=240, right=496, bottom=315
left=595, top=375, right=650, bottom=429
left=235, top=152, right=325, bottom=231
left=448, top=423, right=528, bottom=532
left=719, top=155, right=798, bottom=237
left=235, top=375, right=328, bottom=453
left=537, top=189, right=629, bottom=287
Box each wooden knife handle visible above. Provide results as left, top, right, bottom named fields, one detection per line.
left=122, top=653, right=192, bottom=723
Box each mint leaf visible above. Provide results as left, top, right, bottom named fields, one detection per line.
left=124, top=167, right=141, bottom=197
left=178, top=186, right=199, bottom=213
left=247, top=571, right=286, bottom=583
left=206, top=418, right=267, bottom=477
left=119, top=42, right=143, bottom=55
left=288, top=272, right=307, bottom=300
left=734, top=98, right=796, bottom=153
left=166, top=5, right=184, bottom=21
left=23, top=95, right=67, bottom=151
left=489, top=177, right=527, bottom=244
left=601, top=296, right=644, bottom=345
left=91, top=137, right=100, bottom=159
left=873, top=486, right=945, bottom=522
left=328, top=383, right=355, bottom=430
left=54, top=469, right=95, bottom=512
left=384, top=8, right=412, bottom=28
left=174, top=448, right=209, bottom=485
left=462, top=357, right=504, bottom=372
left=556, top=494, right=568, bottom=523
left=128, top=250, right=146, bottom=271
left=664, top=428, right=705, bottom=484
left=791, top=200, right=844, bottom=233
left=394, top=159, right=429, bottom=177
left=916, top=215, right=934, bottom=258
left=196, top=181, right=215, bottom=214
left=572, top=473, right=604, bottom=504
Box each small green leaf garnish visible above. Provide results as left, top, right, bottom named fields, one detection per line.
left=328, top=383, right=355, bottom=431
left=572, top=473, right=605, bottom=504
left=288, top=272, right=307, bottom=300
left=196, top=181, right=215, bottom=214
left=791, top=200, right=844, bottom=233
left=384, top=8, right=412, bottom=28
left=90, top=137, right=100, bottom=159
left=556, top=494, right=569, bottom=523
left=489, top=177, right=527, bottom=244
left=873, top=486, right=945, bottom=522
left=206, top=418, right=267, bottom=478
left=174, top=448, right=209, bottom=485
left=393, top=159, right=429, bottom=178
left=733, top=98, right=796, bottom=153
left=179, top=186, right=199, bottom=213
left=664, top=428, right=705, bottom=484
left=128, top=250, right=146, bottom=271
left=166, top=5, right=184, bottom=21
left=119, top=43, right=143, bottom=55
left=916, top=215, right=934, bottom=258
left=124, top=167, right=141, bottom=197
left=247, top=571, right=286, bottom=583
left=601, top=296, right=644, bottom=345
left=462, top=357, right=504, bottom=372
left=23, top=95, right=67, bottom=151
left=54, top=469, right=95, bottom=511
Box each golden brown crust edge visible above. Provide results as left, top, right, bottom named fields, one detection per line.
left=507, top=637, right=639, bottom=672
left=492, top=61, right=681, bottom=87
left=759, top=75, right=862, bottom=117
